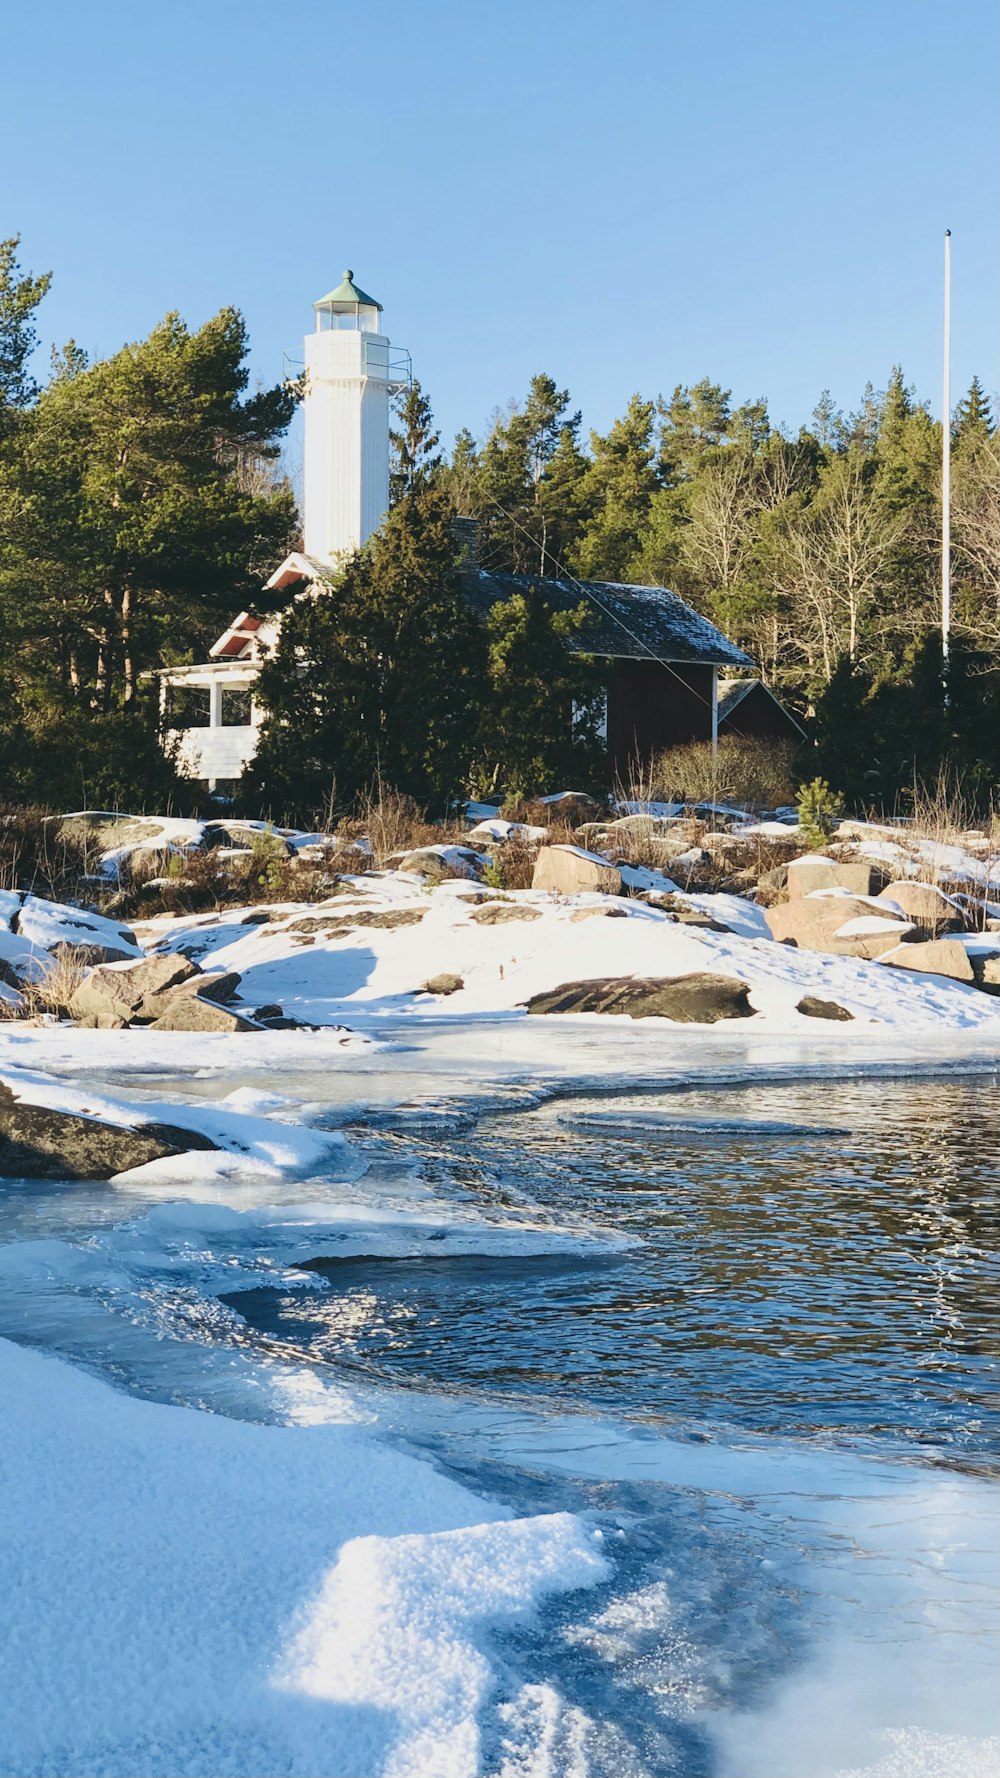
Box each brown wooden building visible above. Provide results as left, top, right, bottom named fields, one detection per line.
left=462, top=559, right=787, bottom=776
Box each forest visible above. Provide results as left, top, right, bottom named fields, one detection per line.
left=1, top=234, right=997, bottom=815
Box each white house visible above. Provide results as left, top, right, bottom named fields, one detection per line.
left=152, top=271, right=408, bottom=791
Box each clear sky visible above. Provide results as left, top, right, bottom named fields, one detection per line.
left=5, top=0, right=997, bottom=460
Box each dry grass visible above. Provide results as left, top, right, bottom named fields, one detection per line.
left=0, top=806, right=90, bottom=900
left=0, top=949, right=88, bottom=1021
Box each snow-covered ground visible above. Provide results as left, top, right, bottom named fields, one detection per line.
left=122, top=872, right=1000, bottom=1035
left=2, top=852, right=999, bottom=1778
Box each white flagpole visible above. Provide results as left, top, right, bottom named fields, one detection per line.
left=941, top=228, right=952, bottom=690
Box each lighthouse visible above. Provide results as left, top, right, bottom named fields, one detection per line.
left=302, top=270, right=408, bottom=565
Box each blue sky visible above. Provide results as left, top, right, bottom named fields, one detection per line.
left=5, top=0, right=997, bottom=461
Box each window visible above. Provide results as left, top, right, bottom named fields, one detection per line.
left=166, top=684, right=210, bottom=728
left=220, top=688, right=253, bottom=727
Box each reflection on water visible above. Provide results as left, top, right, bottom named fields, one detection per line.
left=226, top=1076, right=1000, bottom=1463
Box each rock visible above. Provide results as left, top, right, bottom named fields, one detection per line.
left=764, top=897, right=915, bottom=958
left=240, top=909, right=274, bottom=925
left=51, top=940, right=139, bottom=967
left=569, top=906, right=629, bottom=921
left=758, top=864, right=790, bottom=894
left=470, top=902, right=543, bottom=924
left=878, top=939, right=976, bottom=984
left=972, top=955, right=1000, bottom=994
left=531, top=846, right=622, bottom=897
left=525, top=972, right=756, bottom=1023
left=875, top=881, right=967, bottom=932
left=398, top=847, right=484, bottom=883
left=796, top=995, right=854, bottom=1021
left=422, top=973, right=464, bottom=995
left=354, top=908, right=427, bottom=929
left=139, top=971, right=242, bottom=1021
left=147, top=998, right=262, bottom=1032
left=787, top=856, right=874, bottom=899
left=290, top=907, right=426, bottom=934
left=68, top=953, right=199, bottom=1025
left=251, top=1003, right=284, bottom=1020
left=0, top=1079, right=218, bottom=1180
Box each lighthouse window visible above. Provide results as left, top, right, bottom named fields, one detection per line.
left=221, top=688, right=253, bottom=727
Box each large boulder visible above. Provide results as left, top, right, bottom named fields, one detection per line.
left=139, top=971, right=243, bottom=1021
left=68, top=953, right=199, bottom=1024
left=875, top=881, right=967, bottom=932
left=531, top=845, right=622, bottom=897
left=787, top=856, right=875, bottom=899
left=147, top=998, right=262, bottom=1033
left=878, top=939, right=976, bottom=984
left=765, top=896, right=915, bottom=958
left=0, top=1080, right=218, bottom=1180
left=526, top=972, right=756, bottom=1023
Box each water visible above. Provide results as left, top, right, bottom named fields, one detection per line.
left=227, top=1076, right=1000, bottom=1464
left=1, top=1045, right=998, bottom=1777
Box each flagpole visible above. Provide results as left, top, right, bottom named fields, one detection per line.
left=941, top=228, right=951, bottom=693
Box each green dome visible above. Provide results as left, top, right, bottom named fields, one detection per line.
left=314, top=268, right=382, bottom=311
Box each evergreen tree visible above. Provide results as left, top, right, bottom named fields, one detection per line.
left=3, top=307, right=298, bottom=712
left=471, top=583, right=605, bottom=801
left=0, top=235, right=51, bottom=416
left=573, top=394, right=658, bottom=580
left=389, top=379, right=441, bottom=502
left=658, top=380, right=731, bottom=483
left=472, top=374, right=584, bottom=575
left=248, top=485, right=486, bottom=818
left=955, top=376, right=994, bottom=442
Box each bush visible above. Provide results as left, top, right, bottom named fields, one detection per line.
left=646, top=737, right=800, bottom=811
left=797, top=777, right=839, bottom=849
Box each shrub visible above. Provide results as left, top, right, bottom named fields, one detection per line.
left=647, top=737, right=800, bottom=812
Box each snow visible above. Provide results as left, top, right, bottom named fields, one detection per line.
left=0, top=1337, right=606, bottom=1778
left=467, top=819, right=548, bottom=842
left=121, top=878, right=1000, bottom=1035
left=15, top=894, right=142, bottom=957
left=0, top=1062, right=356, bottom=1186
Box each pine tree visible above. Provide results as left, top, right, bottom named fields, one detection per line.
left=249, top=485, right=486, bottom=817
left=471, top=583, right=605, bottom=801
left=658, top=380, right=731, bottom=483
left=954, top=376, right=994, bottom=442
left=0, top=235, right=51, bottom=416
left=573, top=394, right=658, bottom=580
left=389, top=379, right=441, bottom=502
left=3, top=307, right=298, bottom=712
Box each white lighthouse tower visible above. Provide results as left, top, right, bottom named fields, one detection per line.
left=302, top=269, right=407, bottom=565
left=152, top=268, right=409, bottom=789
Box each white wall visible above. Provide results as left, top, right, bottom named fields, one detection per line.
left=302, top=327, right=392, bottom=564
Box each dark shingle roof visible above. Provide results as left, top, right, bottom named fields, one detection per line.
left=463, top=570, right=753, bottom=668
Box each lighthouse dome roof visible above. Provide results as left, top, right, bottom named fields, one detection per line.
left=314, top=269, right=382, bottom=311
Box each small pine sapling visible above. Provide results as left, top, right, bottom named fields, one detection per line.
left=797, top=778, right=839, bottom=850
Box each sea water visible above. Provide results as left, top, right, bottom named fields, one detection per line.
left=0, top=1048, right=997, bottom=1778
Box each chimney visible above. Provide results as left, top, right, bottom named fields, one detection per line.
left=451, top=515, right=479, bottom=574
